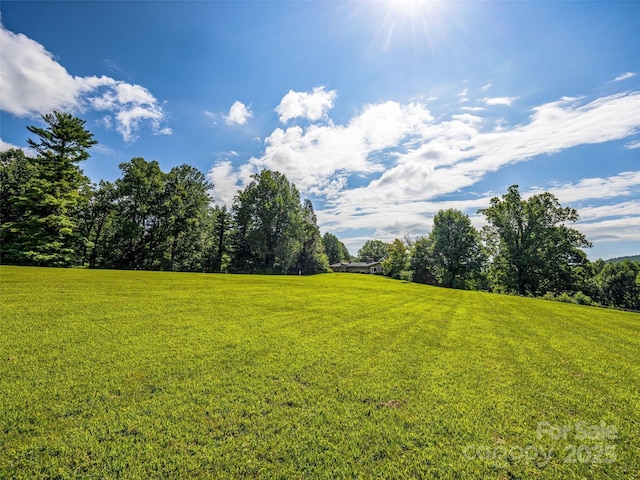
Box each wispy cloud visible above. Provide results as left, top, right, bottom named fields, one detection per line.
left=577, top=216, right=640, bottom=243
left=224, top=101, right=252, bottom=126
left=275, top=86, right=337, bottom=123
left=539, top=171, right=640, bottom=204
left=614, top=72, right=636, bottom=82
left=0, top=22, right=170, bottom=142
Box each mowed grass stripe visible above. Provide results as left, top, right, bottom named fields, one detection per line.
left=1, top=266, right=638, bottom=479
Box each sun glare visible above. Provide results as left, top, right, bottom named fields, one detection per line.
left=391, top=0, right=441, bottom=18
left=370, top=0, right=447, bottom=53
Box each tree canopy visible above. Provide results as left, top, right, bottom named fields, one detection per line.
left=429, top=209, right=484, bottom=289
left=357, top=240, right=389, bottom=262
left=322, top=232, right=351, bottom=264
left=480, top=185, right=590, bottom=296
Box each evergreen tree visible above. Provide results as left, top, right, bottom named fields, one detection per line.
left=1, top=112, right=96, bottom=266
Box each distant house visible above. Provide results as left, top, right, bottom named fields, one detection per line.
left=329, top=260, right=383, bottom=274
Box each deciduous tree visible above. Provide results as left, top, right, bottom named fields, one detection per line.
left=596, top=260, right=640, bottom=310
left=429, top=209, right=484, bottom=288
left=409, top=236, right=437, bottom=285
left=480, top=185, right=590, bottom=295
left=382, top=238, right=409, bottom=279
left=322, top=232, right=351, bottom=264
left=297, top=200, right=329, bottom=274
left=231, top=170, right=304, bottom=273
left=357, top=240, right=389, bottom=262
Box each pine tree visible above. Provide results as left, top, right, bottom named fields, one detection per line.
left=1, top=112, right=96, bottom=266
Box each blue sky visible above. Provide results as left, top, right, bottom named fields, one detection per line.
left=1, top=1, right=639, bottom=259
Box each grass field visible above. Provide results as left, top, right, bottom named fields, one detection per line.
left=1, top=266, right=639, bottom=479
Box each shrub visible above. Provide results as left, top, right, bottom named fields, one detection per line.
left=572, top=291, right=593, bottom=306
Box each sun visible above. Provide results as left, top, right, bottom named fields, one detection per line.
left=372, top=0, right=446, bottom=51
left=391, top=0, right=441, bottom=18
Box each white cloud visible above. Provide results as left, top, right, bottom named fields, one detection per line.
left=0, top=138, right=23, bottom=151
left=212, top=88, right=640, bottom=251
left=207, top=161, right=242, bottom=206
left=625, top=140, right=640, bottom=150
left=224, top=101, right=252, bottom=126
left=317, top=92, right=640, bottom=238
left=0, top=22, right=170, bottom=142
left=112, top=105, right=171, bottom=142
left=0, top=138, right=36, bottom=157
left=480, top=83, right=492, bottom=92
left=484, top=96, right=517, bottom=106
left=577, top=200, right=640, bottom=221
left=577, top=216, right=640, bottom=243
left=250, top=101, right=434, bottom=195
left=538, top=171, right=640, bottom=204
left=275, top=86, right=337, bottom=123
left=614, top=72, right=636, bottom=82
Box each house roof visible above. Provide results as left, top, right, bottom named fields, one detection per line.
left=330, top=261, right=381, bottom=268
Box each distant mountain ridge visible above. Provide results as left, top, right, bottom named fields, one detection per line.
left=604, top=255, right=640, bottom=264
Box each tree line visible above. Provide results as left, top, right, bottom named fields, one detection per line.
left=355, top=194, right=639, bottom=310
left=0, top=112, right=328, bottom=274
left=1, top=112, right=638, bottom=310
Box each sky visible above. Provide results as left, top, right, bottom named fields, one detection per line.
left=1, top=1, right=639, bottom=260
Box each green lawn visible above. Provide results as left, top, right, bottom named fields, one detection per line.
left=1, top=266, right=638, bottom=479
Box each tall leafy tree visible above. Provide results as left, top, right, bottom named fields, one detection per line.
left=357, top=240, right=389, bottom=262
left=1, top=149, right=36, bottom=263
left=297, top=200, right=329, bottom=274
left=108, top=157, right=167, bottom=269
left=2, top=112, right=96, bottom=266
left=231, top=170, right=304, bottom=273
left=322, top=232, right=351, bottom=264
left=429, top=209, right=484, bottom=288
left=0, top=149, right=35, bottom=225
left=98, top=158, right=212, bottom=271
left=480, top=185, right=591, bottom=295
left=409, top=236, right=437, bottom=285
left=76, top=180, right=117, bottom=268
left=207, top=205, right=232, bottom=273
left=382, top=238, right=409, bottom=279
left=162, top=164, right=213, bottom=271
left=596, top=260, right=640, bottom=310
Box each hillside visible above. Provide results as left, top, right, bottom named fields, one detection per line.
left=1, top=267, right=638, bottom=479
left=605, top=254, right=640, bottom=263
